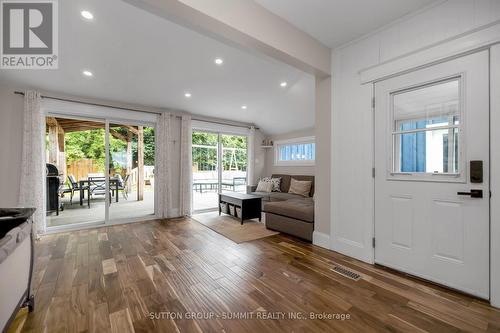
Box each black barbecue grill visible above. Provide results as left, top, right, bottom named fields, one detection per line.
left=46, top=164, right=61, bottom=215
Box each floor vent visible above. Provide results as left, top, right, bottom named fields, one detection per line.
left=331, top=265, right=361, bottom=281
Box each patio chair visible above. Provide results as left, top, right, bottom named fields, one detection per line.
left=88, top=177, right=111, bottom=207
left=59, top=174, right=79, bottom=205
left=114, top=174, right=130, bottom=200
left=59, top=181, right=72, bottom=204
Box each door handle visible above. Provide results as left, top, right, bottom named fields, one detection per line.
left=457, top=189, right=483, bottom=198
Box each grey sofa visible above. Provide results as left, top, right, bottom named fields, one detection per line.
left=247, top=174, right=314, bottom=241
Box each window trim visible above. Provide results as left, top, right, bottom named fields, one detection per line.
left=387, top=75, right=466, bottom=183
left=274, top=136, right=315, bottom=166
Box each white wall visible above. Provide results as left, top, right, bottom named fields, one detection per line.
left=314, top=76, right=332, bottom=241
left=0, top=84, right=23, bottom=206
left=253, top=129, right=266, bottom=181
left=263, top=128, right=315, bottom=177
left=331, top=0, right=500, bottom=303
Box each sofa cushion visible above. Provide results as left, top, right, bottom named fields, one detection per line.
left=250, top=192, right=304, bottom=202
left=288, top=178, right=312, bottom=197
left=256, top=180, right=273, bottom=192
left=263, top=199, right=314, bottom=223
left=271, top=174, right=315, bottom=196
left=268, top=192, right=304, bottom=201
left=252, top=191, right=271, bottom=201
left=261, top=177, right=282, bottom=192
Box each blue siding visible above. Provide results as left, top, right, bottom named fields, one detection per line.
left=400, top=121, right=426, bottom=172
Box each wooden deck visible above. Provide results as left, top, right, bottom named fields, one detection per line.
left=18, top=217, right=500, bottom=332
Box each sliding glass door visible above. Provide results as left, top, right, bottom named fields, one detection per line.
left=221, top=134, right=247, bottom=193
left=192, top=130, right=248, bottom=213
left=45, top=115, right=107, bottom=228
left=108, top=122, right=155, bottom=222
left=192, top=131, right=220, bottom=211
left=45, top=114, right=156, bottom=230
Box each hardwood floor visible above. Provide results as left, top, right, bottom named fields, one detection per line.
left=20, top=217, right=500, bottom=332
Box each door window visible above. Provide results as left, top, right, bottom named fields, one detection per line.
left=391, top=78, right=461, bottom=176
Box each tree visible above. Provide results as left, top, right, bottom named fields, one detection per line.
left=65, top=129, right=127, bottom=172
left=191, top=132, right=247, bottom=171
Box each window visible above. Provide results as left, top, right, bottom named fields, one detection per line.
left=275, top=136, right=315, bottom=166
left=391, top=78, right=461, bottom=176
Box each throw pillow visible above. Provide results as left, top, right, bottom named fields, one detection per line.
left=288, top=178, right=312, bottom=197
left=261, top=177, right=281, bottom=192
left=255, top=180, right=273, bottom=193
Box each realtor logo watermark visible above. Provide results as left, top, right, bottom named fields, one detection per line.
left=1, top=0, right=58, bottom=69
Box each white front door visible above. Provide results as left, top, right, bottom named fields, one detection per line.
left=374, top=51, right=490, bottom=298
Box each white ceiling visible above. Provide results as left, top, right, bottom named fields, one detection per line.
left=255, top=0, right=437, bottom=48
left=0, top=0, right=315, bottom=135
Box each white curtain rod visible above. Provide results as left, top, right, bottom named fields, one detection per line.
left=14, top=91, right=258, bottom=130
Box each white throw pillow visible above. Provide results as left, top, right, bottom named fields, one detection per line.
left=255, top=180, right=273, bottom=193
left=288, top=178, right=312, bottom=197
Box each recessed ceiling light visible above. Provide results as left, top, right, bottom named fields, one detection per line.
left=241, top=105, right=247, bottom=110
left=214, top=58, right=224, bottom=65
left=81, top=10, right=94, bottom=20
left=280, top=81, right=288, bottom=87
left=82, top=70, right=93, bottom=77
left=184, top=92, right=192, bottom=98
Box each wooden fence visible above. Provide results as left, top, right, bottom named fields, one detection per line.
left=66, top=159, right=100, bottom=181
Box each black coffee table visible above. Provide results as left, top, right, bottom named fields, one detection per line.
left=219, top=192, right=262, bottom=224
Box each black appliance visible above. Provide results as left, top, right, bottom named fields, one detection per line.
left=46, top=164, right=60, bottom=215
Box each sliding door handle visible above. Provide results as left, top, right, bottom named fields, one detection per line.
left=457, top=189, right=483, bottom=198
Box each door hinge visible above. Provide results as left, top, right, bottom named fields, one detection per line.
left=372, top=97, right=375, bottom=109
left=372, top=168, right=375, bottom=178
left=372, top=237, right=376, bottom=248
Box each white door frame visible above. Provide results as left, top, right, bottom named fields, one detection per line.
left=490, top=44, right=500, bottom=308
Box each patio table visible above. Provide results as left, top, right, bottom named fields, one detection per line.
left=79, top=177, right=120, bottom=206
left=193, top=180, right=218, bottom=193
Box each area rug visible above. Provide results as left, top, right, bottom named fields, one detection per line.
left=192, top=211, right=278, bottom=243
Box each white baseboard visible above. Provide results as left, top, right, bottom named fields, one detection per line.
left=313, top=231, right=330, bottom=249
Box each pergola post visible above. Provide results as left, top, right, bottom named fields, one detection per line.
left=47, top=117, right=66, bottom=179
left=126, top=131, right=133, bottom=193
left=48, top=123, right=59, bottom=166
left=58, top=126, right=66, bottom=180
left=137, top=126, right=144, bottom=201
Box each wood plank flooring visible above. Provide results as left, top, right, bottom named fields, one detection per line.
left=20, top=217, right=500, bottom=332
